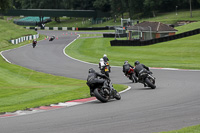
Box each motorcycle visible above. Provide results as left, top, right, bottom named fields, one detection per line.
left=138, top=70, right=156, bottom=89
left=125, top=67, right=137, bottom=83
left=32, top=40, right=37, bottom=48
left=99, top=62, right=110, bottom=77
left=49, top=36, right=55, bottom=41
left=93, top=79, right=121, bottom=103
left=105, top=62, right=111, bottom=72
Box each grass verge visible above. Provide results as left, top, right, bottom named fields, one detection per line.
left=158, top=124, right=200, bottom=133
left=65, top=34, right=200, bottom=70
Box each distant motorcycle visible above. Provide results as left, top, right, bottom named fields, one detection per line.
left=100, top=65, right=110, bottom=77
left=49, top=36, right=55, bottom=41
left=32, top=40, right=37, bottom=48
left=138, top=70, right=156, bottom=89
left=125, top=67, right=137, bottom=83
left=93, top=78, right=121, bottom=103
left=105, top=61, right=111, bottom=72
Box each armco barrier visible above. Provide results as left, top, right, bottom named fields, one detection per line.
left=10, top=34, right=39, bottom=44
left=103, top=33, right=128, bottom=38
left=110, top=28, right=200, bottom=46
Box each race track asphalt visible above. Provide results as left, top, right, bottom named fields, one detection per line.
left=1, top=30, right=200, bottom=133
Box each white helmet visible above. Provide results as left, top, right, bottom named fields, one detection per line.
left=103, top=54, right=107, bottom=57
left=100, top=58, right=104, bottom=62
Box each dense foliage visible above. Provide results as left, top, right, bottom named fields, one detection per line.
left=1, top=0, right=200, bottom=18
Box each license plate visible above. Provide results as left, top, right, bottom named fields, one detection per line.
left=105, top=68, right=109, bottom=72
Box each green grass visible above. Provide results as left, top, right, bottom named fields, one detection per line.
left=66, top=34, right=200, bottom=70
left=0, top=18, right=127, bottom=113
left=158, top=124, right=200, bottom=133
left=0, top=19, right=36, bottom=49
left=0, top=58, right=126, bottom=113
left=175, top=21, right=200, bottom=34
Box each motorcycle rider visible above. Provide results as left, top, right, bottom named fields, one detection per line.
left=32, top=39, right=37, bottom=48
left=87, top=68, right=110, bottom=96
left=103, top=54, right=111, bottom=72
left=49, top=35, right=55, bottom=41
left=123, top=61, right=134, bottom=76
left=99, top=58, right=105, bottom=71
left=134, top=61, right=151, bottom=86
left=103, top=54, right=109, bottom=62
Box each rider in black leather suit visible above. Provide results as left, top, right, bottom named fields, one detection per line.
left=134, top=61, right=151, bottom=86
left=123, top=61, right=134, bottom=76
left=103, top=54, right=109, bottom=62
left=87, top=68, right=109, bottom=96
left=134, top=61, right=150, bottom=76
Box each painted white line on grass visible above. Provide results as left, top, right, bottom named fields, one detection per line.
left=63, top=34, right=97, bottom=66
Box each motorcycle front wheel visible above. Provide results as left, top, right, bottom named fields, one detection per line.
left=94, top=88, right=109, bottom=103
left=114, top=91, right=121, bottom=100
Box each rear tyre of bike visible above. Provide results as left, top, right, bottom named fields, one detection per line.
left=33, top=44, right=36, bottom=48
left=105, top=71, right=109, bottom=77
left=145, top=78, right=156, bottom=89
left=94, top=88, right=109, bottom=103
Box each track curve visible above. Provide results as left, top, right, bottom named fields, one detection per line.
left=1, top=30, right=200, bottom=133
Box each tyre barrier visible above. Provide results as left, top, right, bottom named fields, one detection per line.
left=9, top=34, right=39, bottom=44
left=103, top=33, right=128, bottom=38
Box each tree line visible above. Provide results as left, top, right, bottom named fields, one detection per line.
left=1, top=0, right=200, bottom=18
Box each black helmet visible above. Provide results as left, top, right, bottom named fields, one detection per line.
left=124, top=61, right=128, bottom=64
left=88, top=68, right=95, bottom=73
left=134, top=61, right=140, bottom=66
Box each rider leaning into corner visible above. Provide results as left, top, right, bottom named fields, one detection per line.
left=86, top=68, right=110, bottom=96
left=123, top=61, right=134, bottom=76
left=134, top=61, right=152, bottom=87
left=32, top=39, right=37, bottom=48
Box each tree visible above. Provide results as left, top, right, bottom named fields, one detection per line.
left=189, top=0, right=192, bottom=17
left=111, top=0, right=128, bottom=18
left=144, top=0, right=161, bottom=17
left=93, top=0, right=111, bottom=12
left=128, top=0, right=145, bottom=18
left=0, top=0, right=11, bottom=11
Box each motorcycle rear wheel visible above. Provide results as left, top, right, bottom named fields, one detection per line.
left=145, top=78, right=156, bottom=89
left=94, top=88, right=109, bottom=103
left=105, top=71, right=109, bottom=77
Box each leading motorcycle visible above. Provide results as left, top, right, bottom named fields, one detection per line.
left=105, top=61, right=111, bottom=72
